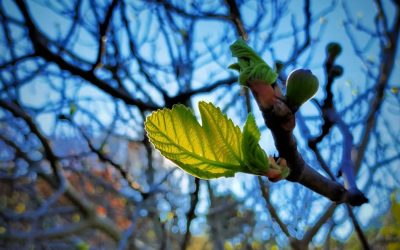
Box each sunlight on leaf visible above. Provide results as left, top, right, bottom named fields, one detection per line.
left=145, top=102, right=269, bottom=179
left=242, top=114, right=268, bottom=175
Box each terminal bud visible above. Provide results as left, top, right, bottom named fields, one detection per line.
left=285, top=69, right=319, bottom=109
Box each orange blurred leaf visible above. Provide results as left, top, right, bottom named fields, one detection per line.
left=96, top=205, right=107, bottom=217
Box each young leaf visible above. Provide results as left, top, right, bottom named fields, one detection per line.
left=242, top=114, right=269, bottom=175
left=229, top=38, right=278, bottom=85
left=145, top=103, right=240, bottom=179
left=144, top=102, right=269, bottom=179
left=199, top=102, right=244, bottom=166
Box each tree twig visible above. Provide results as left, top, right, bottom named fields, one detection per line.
left=92, top=0, right=119, bottom=70
left=180, top=178, right=200, bottom=250
left=14, top=0, right=158, bottom=111
left=258, top=177, right=291, bottom=238
left=354, top=6, right=400, bottom=172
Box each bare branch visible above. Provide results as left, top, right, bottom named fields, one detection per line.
left=258, top=177, right=291, bottom=238
left=225, top=0, right=248, bottom=39
left=92, top=0, right=120, bottom=70
left=346, top=205, right=370, bottom=250
left=0, top=100, right=63, bottom=183
left=301, top=203, right=337, bottom=244
left=250, top=92, right=367, bottom=205
left=14, top=0, right=158, bottom=111
left=355, top=7, right=400, bottom=171
left=180, top=178, right=200, bottom=250
left=0, top=220, right=90, bottom=241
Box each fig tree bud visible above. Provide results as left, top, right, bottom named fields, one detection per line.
left=285, top=69, right=319, bottom=108
left=265, top=157, right=290, bottom=182
left=326, top=42, right=342, bottom=58
left=331, top=65, right=343, bottom=77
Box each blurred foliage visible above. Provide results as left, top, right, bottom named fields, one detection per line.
left=319, top=191, right=400, bottom=249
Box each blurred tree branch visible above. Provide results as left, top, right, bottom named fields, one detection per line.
left=1, top=0, right=399, bottom=249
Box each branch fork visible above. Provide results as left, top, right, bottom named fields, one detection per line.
left=248, top=80, right=368, bottom=206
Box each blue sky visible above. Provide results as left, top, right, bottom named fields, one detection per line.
left=1, top=0, right=399, bottom=246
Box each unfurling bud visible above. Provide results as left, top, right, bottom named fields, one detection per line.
left=326, top=42, right=342, bottom=58
left=285, top=69, right=319, bottom=109
left=265, top=157, right=290, bottom=182
left=331, top=65, right=343, bottom=77
left=229, top=38, right=278, bottom=85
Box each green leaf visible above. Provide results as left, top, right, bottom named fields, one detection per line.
left=242, top=114, right=269, bottom=175
left=228, top=63, right=241, bottom=72
left=144, top=102, right=269, bottom=179
left=229, top=38, right=277, bottom=85
left=199, top=102, right=244, bottom=167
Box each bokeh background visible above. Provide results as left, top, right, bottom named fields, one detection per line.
left=0, top=0, right=399, bottom=249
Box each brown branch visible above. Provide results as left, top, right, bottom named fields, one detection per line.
left=258, top=177, right=291, bottom=238
left=0, top=220, right=90, bottom=241
left=154, top=0, right=229, bottom=20
left=224, top=0, right=252, bottom=113
left=374, top=0, right=390, bottom=38
left=180, top=178, right=200, bottom=250
left=117, top=202, right=144, bottom=250
left=302, top=34, right=372, bottom=245
left=205, top=181, right=224, bottom=250
left=0, top=53, right=36, bottom=70
left=59, top=0, right=82, bottom=47
left=225, top=0, right=247, bottom=39
left=39, top=172, right=122, bottom=242
left=0, top=99, right=122, bottom=242
left=308, top=48, right=339, bottom=148
left=302, top=115, right=369, bottom=248
left=69, top=118, right=146, bottom=197
left=285, top=0, right=311, bottom=65
left=120, top=2, right=168, bottom=98
left=346, top=205, right=370, bottom=250
left=309, top=47, right=362, bottom=192
left=165, top=77, right=237, bottom=108
left=14, top=0, right=158, bottom=111
left=355, top=6, right=400, bottom=172
left=0, top=100, right=63, bottom=183
left=92, top=0, right=119, bottom=69
left=301, top=203, right=337, bottom=244
left=251, top=92, right=367, bottom=206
